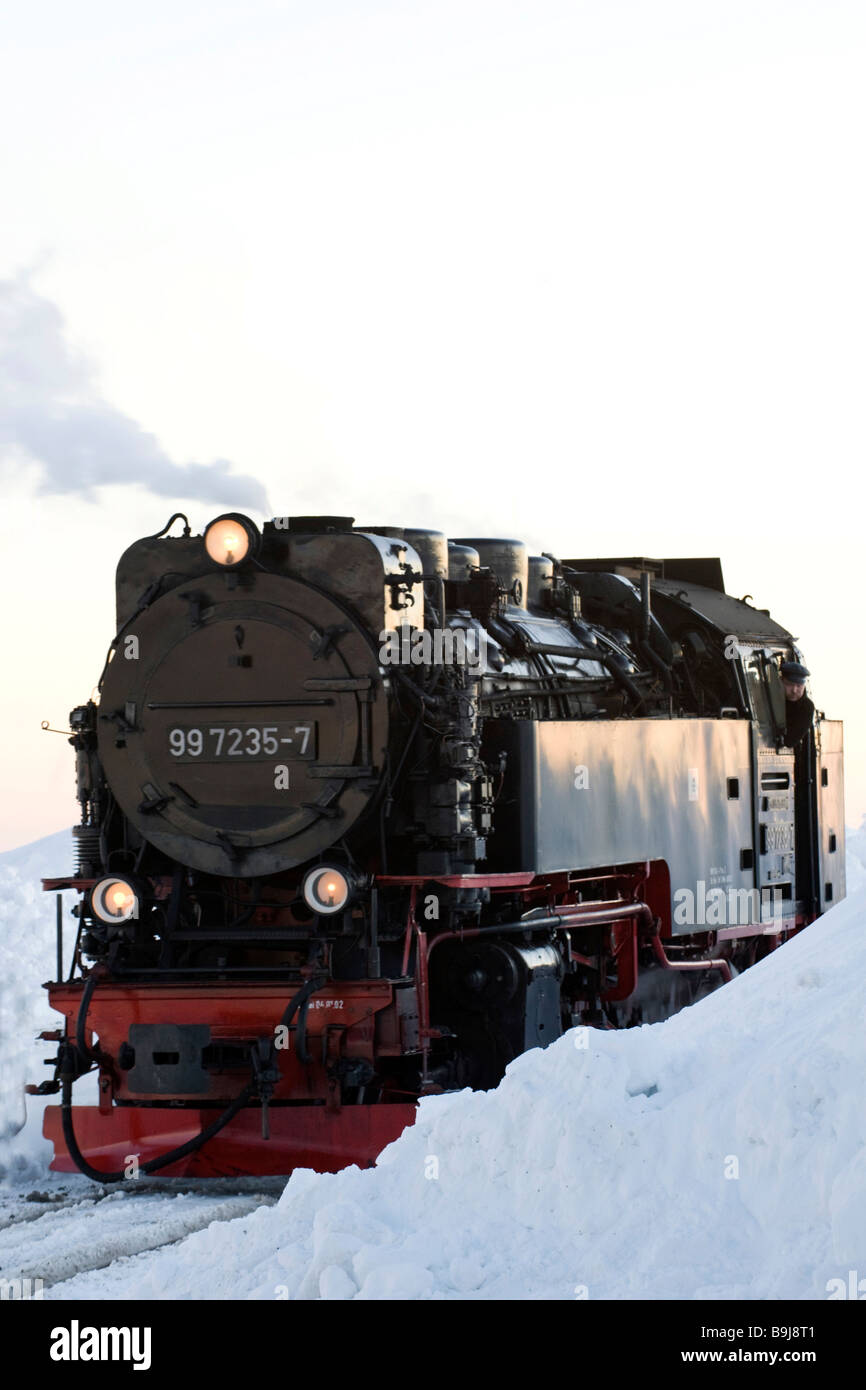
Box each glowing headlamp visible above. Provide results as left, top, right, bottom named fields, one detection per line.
left=302, top=866, right=353, bottom=916
left=90, top=875, right=140, bottom=925
left=203, top=514, right=260, bottom=567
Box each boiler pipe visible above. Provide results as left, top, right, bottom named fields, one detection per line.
left=650, top=932, right=732, bottom=983
left=425, top=899, right=654, bottom=964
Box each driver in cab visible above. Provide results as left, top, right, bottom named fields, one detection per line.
left=780, top=661, right=814, bottom=748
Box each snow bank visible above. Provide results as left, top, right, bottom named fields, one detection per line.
left=3, top=827, right=864, bottom=1298
left=54, top=884, right=866, bottom=1301
left=846, top=815, right=866, bottom=891
left=0, top=829, right=92, bottom=1180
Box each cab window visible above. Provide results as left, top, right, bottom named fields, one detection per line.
left=764, top=659, right=787, bottom=730
left=744, top=649, right=786, bottom=737
left=745, top=658, right=770, bottom=726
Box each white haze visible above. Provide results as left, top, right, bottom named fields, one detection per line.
left=0, top=274, right=269, bottom=512
left=0, top=1, right=863, bottom=846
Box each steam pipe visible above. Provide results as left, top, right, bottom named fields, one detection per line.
left=425, top=899, right=654, bottom=963
left=650, top=932, right=732, bottom=983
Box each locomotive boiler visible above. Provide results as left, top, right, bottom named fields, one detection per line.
left=31, top=512, right=845, bottom=1179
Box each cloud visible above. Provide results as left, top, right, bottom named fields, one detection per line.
left=0, top=273, right=269, bottom=513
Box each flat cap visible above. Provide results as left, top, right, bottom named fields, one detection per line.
left=780, top=661, right=810, bottom=682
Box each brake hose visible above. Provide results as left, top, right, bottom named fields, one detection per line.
left=62, top=974, right=322, bottom=1183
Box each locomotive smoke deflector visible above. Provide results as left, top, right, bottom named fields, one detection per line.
left=203, top=513, right=260, bottom=567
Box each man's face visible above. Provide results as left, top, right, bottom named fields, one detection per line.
left=782, top=678, right=806, bottom=701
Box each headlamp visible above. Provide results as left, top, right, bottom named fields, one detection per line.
left=90, top=875, right=140, bottom=925
left=302, top=866, right=353, bottom=916
left=203, top=514, right=260, bottom=567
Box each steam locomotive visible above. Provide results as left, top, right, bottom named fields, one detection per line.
left=32, top=512, right=845, bottom=1179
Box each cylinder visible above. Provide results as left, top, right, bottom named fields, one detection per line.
left=451, top=538, right=528, bottom=608
left=527, top=556, right=554, bottom=609
left=359, top=526, right=448, bottom=579
left=447, top=542, right=481, bottom=582
left=403, top=528, right=448, bottom=579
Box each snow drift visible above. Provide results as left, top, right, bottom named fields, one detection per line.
left=2, top=828, right=864, bottom=1299
left=0, top=829, right=81, bottom=1178
left=54, top=872, right=866, bottom=1301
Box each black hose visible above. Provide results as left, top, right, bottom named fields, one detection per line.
left=295, top=995, right=313, bottom=1064
left=76, top=973, right=98, bottom=1062
left=60, top=1071, right=256, bottom=1184
left=275, top=973, right=324, bottom=1041
left=61, top=972, right=323, bottom=1183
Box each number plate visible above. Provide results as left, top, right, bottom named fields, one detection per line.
left=167, top=722, right=317, bottom=762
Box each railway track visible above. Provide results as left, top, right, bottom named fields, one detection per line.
left=0, top=1178, right=284, bottom=1292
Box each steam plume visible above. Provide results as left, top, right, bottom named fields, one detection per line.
left=0, top=273, right=269, bottom=513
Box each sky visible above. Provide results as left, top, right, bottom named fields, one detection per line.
left=0, top=0, right=863, bottom=852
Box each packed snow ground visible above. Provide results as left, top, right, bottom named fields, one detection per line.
left=1, top=827, right=864, bottom=1299
left=0, top=1184, right=282, bottom=1287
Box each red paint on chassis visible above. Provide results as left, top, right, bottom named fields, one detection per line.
left=42, top=976, right=419, bottom=1176
left=44, top=1102, right=418, bottom=1177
